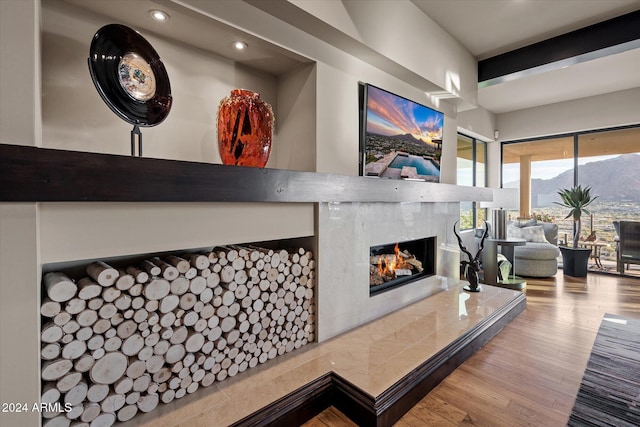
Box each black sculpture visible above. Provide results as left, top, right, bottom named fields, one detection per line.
left=454, top=220, right=488, bottom=292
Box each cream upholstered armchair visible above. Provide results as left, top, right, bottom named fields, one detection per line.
left=477, top=218, right=560, bottom=278
left=507, top=219, right=560, bottom=278
left=614, top=221, right=640, bottom=274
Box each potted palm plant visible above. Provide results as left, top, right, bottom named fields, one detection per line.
left=555, top=185, right=598, bottom=277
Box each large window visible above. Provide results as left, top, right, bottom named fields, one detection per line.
left=502, top=125, right=640, bottom=265
left=457, top=134, right=486, bottom=230
left=577, top=128, right=640, bottom=260
left=502, top=135, right=573, bottom=225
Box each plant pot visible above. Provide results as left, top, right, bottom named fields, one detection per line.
left=559, top=246, right=591, bottom=277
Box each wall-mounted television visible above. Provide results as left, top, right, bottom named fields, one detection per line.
left=359, top=83, right=443, bottom=182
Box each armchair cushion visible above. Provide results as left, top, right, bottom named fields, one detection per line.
left=508, top=225, right=548, bottom=243
left=539, top=221, right=559, bottom=246
left=515, top=242, right=561, bottom=260
left=506, top=220, right=560, bottom=277
left=512, top=218, right=538, bottom=228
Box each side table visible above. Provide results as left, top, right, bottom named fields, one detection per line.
left=578, top=241, right=609, bottom=269
left=482, top=238, right=527, bottom=290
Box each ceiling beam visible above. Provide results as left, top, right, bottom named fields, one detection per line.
left=478, top=10, right=640, bottom=84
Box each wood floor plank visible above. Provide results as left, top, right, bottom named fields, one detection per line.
left=411, top=394, right=468, bottom=425
left=305, top=272, right=640, bottom=426
left=301, top=406, right=357, bottom=427
left=394, top=409, right=457, bottom=427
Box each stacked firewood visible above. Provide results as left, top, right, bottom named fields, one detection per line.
left=40, top=245, right=315, bottom=426
left=369, top=248, right=423, bottom=286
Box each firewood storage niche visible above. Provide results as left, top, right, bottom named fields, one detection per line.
left=369, top=236, right=436, bottom=296
left=39, top=238, right=315, bottom=426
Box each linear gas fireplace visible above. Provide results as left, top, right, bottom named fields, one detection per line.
left=369, top=237, right=436, bottom=296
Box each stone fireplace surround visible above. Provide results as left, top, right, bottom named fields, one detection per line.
left=318, top=201, right=458, bottom=341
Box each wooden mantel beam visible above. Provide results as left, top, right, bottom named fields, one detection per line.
left=0, top=144, right=491, bottom=204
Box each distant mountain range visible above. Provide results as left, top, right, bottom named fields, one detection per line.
left=365, top=132, right=437, bottom=160
left=377, top=132, right=432, bottom=146
left=505, top=153, right=640, bottom=207
left=371, top=132, right=437, bottom=145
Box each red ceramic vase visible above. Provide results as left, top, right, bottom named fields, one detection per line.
left=217, top=89, right=274, bottom=167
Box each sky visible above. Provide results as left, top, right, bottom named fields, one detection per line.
left=366, top=85, right=443, bottom=142
left=456, top=154, right=624, bottom=187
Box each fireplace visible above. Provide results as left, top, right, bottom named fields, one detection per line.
left=369, top=237, right=436, bottom=296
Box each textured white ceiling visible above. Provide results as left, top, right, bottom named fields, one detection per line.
left=65, top=0, right=640, bottom=114
left=411, top=0, right=640, bottom=113
left=411, top=0, right=640, bottom=59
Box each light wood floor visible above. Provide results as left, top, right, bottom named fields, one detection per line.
left=304, top=272, right=640, bottom=427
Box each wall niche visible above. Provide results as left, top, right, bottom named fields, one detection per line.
left=39, top=238, right=315, bottom=426
left=41, top=0, right=317, bottom=172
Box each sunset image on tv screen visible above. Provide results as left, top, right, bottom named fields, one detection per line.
left=363, top=85, right=443, bottom=182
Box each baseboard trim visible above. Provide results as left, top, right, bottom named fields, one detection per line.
left=231, top=291, right=526, bottom=427
left=232, top=373, right=334, bottom=427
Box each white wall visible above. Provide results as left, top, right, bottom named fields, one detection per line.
left=38, top=203, right=314, bottom=265
left=457, top=107, right=497, bottom=143
left=276, top=64, right=317, bottom=171
left=497, top=88, right=640, bottom=141
left=0, top=1, right=42, bottom=426
left=0, top=205, right=41, bottom=427
left=492, top=88, right=640, bottom=189
left=460, top=89, right=640, bottom=192
left=287, top=0, right=478, bottom=105
left=457, top=106, right=500, bottom=187
left=0, top=0, right=41, bottom=147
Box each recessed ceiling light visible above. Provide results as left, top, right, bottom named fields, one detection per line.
left=233, top=41, right=248, bottom=51
left=149, top=10, right=170, bottom=22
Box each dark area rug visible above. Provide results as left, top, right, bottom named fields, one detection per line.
left=568, top=314, right=640, bottom=427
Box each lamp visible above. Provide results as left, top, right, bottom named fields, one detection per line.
left=480, top=188, right=520, bottom=239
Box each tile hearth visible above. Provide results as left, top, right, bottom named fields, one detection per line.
left=129, top=282, right=523, bottom=426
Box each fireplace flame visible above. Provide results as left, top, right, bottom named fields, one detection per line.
left=377, top=243, right=401, bottom=277
left=370, top=240, right=426, bottom=290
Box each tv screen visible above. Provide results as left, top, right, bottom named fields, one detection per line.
left=360, top=83, right=443, bottom=182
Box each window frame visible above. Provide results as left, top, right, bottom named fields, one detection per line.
left=500, top=124, right=640, bottom=241
left=457, top=133, right=487, bottom=230
left=500, top=124, right=640, bottom=188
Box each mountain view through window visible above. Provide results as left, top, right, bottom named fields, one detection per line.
left=502, top=127, right=640, bottom=266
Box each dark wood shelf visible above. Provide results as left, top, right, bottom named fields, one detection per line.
left=0, top=144, right=491, bottom=203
